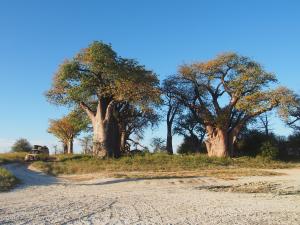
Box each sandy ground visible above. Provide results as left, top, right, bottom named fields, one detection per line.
left=0, top=164, right=300, bottom=225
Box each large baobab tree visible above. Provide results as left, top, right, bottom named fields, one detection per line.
left=46, top=41, right=160, bottom=157
left=172, top=53, right=296, bottom=157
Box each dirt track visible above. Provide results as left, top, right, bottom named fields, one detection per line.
left=1, top=163, right=300, bottom=225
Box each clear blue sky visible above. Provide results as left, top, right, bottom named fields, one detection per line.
left=0, top=0, right=299, bottom=152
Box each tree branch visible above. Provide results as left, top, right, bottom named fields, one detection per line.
left=80, top=102, right=96, bottom=121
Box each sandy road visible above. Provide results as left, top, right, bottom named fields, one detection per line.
left=1, top=163, right=300, bottom=225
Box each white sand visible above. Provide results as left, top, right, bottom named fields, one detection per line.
left=1, top=163, right=300, bottom=225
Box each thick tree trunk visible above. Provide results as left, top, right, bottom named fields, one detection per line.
left=67, top=139, right=73, bottom=154
left=166, top=123, right=173, bottom=154
left=81, top=100, right=121, bottom=158
left=92, top=117, right=120, bottom=158
left=205, top=128, right=229, bottom=157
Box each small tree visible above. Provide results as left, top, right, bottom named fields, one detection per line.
left=260, top=141, right=279, bottom=159
left=174, top=112, right=206, bottom=153
left=257, top=112, right=273, bottom=136
left=79, top=135, right=93, bottom=154
left=11, top=138, right=32, bottom=152
left=172, top=53, right=296, bottom=157
left=161, top=77, right=182, bottom=154
left=117, top=104, right=159, bottom=154
left=151, top=137, right=166, bottom=153
left=48, top=110, right=88, bottom=154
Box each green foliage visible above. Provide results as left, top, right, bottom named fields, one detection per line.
left=287, top=132, right=300, bottom=148
left=11, top=138, right=32, bottom=152
left=260, top=142, right=279, bottom=159
left=177, top=136, right=205, bottom=154
left=48, top=109, right=89, bottom=144
left=0, top=167, right=19, bottom=192
left=236, top=130, right=277, bottom=156
left=46, top=41, right=160, bottom=109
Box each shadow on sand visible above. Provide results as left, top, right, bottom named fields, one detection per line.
left=3, top=163, right=63, bottom=189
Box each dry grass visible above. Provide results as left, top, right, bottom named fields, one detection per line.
left=0, top=167, right=19, bottom=192
left=0, top=152, right=27, bottom=164
left=31, top=153, right=299, bottom=179
left=197, top=181, right=300, bottom=195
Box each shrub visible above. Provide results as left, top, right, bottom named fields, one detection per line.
left=0, top=167, right=19, bottom=191
left=11, top=138, right=32, bottom=152
left=260, top=142, right=279, bottom=159
left=177, top=136, right=205, bottom=154
left=236, top=129, right=280, bottom=157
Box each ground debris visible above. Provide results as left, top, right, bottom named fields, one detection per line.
left=197, top=181, right=300, bottom=195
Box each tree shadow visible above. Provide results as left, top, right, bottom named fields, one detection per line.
left=77, top=175, right=202, bottom=186
left=3, top=163, right=63, bottom=190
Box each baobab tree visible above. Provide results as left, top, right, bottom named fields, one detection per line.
left=172, top=53, right=296, bottom=157
left=46, top=41, right=160, bottom=157
left=48, top=110, right=88, bottom=154
left=286, top=95, right=300, bottom=131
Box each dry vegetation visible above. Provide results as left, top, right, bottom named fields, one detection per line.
left=31, top=153, right=299, bottom=179
left=0, top=152, right=27, bottom=164
left=0, top=167, right=19, bottom=192
left=197, top=181, right=300, bottom=195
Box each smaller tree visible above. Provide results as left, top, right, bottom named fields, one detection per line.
left=48, top=110, right=88, bottom=154
left=79, top=135, right=93, bottom=155
left=117, top=103, right=159, bottom=154
left=161, top=77, right=182, bottom=154
left=11, top=138, right=32, bottom=152
left=151, top=137, right=166, bottom=153
left=174, top=112, right=206, bottom=153
left=260, top=141, right=279, bottom=159
left=256, top=112, right=273, bottom=136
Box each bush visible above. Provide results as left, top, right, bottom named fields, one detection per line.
left=260, top=142, right=279, bottom=159
left=177, top=136, right=205, bottom=154
left=0, top=167, right=19, bottom=191
left=11, top=138, right=32, bottom=152
left=235, top=129, right=280, bottom=157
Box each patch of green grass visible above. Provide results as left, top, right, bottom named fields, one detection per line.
left=0, top=167, right=19, bottom=192
left=0, top=152, right=27, bottom=164
left=31, top=153, right=300, bottom=177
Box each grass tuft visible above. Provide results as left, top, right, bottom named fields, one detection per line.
left=0, top=152, right=27, bottom=164
left=0, top=167, right=19, bottom=192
